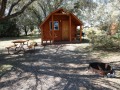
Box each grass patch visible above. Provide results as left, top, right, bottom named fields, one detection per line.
left=0, top=34, right=40, bottom=41
left=0, top=64, right=13, bottom=76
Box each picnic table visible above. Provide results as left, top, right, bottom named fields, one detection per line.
left=6, top=39, right=29, bottom=54
left=12, top=39, right=29, bottom=51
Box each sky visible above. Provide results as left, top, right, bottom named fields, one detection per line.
left=93, top=0, right=109, bottom=4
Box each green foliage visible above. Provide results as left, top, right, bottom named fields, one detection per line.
left=94, top=35, right=114, bottom=47
left=74, top=0, right=97, bottom=10
left=0, top=19, right=20, bottom=37
left=85, top=27, right=120, bottom=51
left=100, top=25, right=108, bottom=31
left=0, top=65, right=13, bottom=76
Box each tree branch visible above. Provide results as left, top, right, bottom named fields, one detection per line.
left=54, top=0, right=64, bottom=9
left=38, top=2, right=47, bottom=18
left=0, top=0, right=36, bottom=21
left=0, top=0, right=7, bottom=18
left=8, top=0, right=21, bottom=16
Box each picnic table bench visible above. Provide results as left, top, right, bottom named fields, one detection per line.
left=28, top=42, right=37, bottom=50
left=6, top=44, right=17, bottom=54
left=6, top=39, right=29, bottom=54
left=5, top=40, right=39, bottom=54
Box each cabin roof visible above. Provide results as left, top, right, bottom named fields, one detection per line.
left=40, top=8, right=83, bottom=27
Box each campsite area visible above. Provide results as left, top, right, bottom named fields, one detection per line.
left=0, top=0, right=120, bottom=90
left=0, top=37, right=120, bottom=90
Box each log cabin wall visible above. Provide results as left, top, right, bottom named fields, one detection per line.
left=71, top=22, right=77, bottom=41
left=43, top=15, right=70, bottom=42
left=40, top=8, right=83, bottom=45
left=51, top=15, right=69, bottom=41
left=42, top=18, right=52, bottom=41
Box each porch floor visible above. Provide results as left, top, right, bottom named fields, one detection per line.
left=42, top=39, right=89, bottom=46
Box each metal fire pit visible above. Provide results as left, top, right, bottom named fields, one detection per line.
left=88, top=62, right=115, bottom=77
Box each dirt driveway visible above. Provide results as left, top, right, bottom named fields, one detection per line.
left=0, top=38, right=120, bottom=90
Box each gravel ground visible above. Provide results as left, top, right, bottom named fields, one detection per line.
left=0, top=38, right=120, bottom=90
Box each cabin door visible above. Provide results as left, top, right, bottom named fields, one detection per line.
left=62, top=21, right=69, bottom=40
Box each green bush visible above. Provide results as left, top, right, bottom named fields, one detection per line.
left=0, top=19, right=20, bottom=37
left=85, top=27, right=120, bottom=50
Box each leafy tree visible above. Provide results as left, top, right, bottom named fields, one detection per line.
left=16, top=11, right=34, bottom=36
left=0, top=0, right=36, bottom=22
left=0, top=19, right=20, bottom=37
left=36, top=0, right=64, bottom=19
left=91, top=0, right=120, bottom=34
left=16, top=5, right=43, bottom=36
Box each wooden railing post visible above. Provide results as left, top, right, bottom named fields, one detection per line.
left=52, top=15, right=54, bottom=43
left=69, top=15, right=72, bottom=42
left=80, top=25, right=83, bottom=42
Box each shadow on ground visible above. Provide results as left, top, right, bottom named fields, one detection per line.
left=0, top=35, right=40, bottom=41
left=0, top=44, right=120, bottom=90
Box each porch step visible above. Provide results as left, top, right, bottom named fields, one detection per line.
left=42, top=40, right=53, bottom=45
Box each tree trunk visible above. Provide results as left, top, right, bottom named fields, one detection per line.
left=0, top=0, right=7, bottom=18
left=24, top=26, right=28, bottom=36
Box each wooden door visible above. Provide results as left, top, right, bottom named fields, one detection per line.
left=62, top=21, right=69, bottom=40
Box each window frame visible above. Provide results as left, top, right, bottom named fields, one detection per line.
left=49, top=21, right=59, bottom=30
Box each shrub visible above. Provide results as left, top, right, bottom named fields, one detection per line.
left=0, top=19, right=20, bottom=37
left=85, top=27, right=120, bottom=50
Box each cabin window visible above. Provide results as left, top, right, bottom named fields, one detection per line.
left=50, top=21, right=59, bottom=30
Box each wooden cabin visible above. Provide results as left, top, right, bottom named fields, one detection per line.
left=40, top=8, right=83, bottom=45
